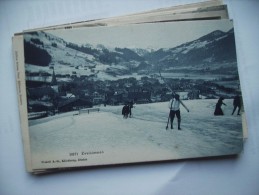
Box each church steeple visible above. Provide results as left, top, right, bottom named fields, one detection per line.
left=50, top=69, right=59, bottom=93
left=51, top=69, right=57, bottom=86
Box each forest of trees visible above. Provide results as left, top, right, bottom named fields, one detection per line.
left=24, top=41, right=52, bottom=66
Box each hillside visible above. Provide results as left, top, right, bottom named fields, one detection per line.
left=145, top=29, right=237, bottom=74
left=24, top=28, right=238, bottom=81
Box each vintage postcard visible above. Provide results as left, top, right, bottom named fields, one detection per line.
left=16, top=19, right=244, bottom=172
left=23, top=1, right=227, bottom=32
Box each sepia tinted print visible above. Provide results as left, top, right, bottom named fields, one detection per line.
left=23, top=20, right=243, bottom=170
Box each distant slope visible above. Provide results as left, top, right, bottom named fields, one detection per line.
left=24, top=28, right=238, bottom=79
left=145, top=29, right=237, bottom=72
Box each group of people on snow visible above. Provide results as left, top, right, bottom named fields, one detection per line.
left=168, top=94, right=242, bottom=130
left=121, top=93, right=242, bottom=129
left=214, top=95, right=242, bottom=116
left=122, top=101, right=134, bottom=119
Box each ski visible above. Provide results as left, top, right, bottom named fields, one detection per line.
left=166, top=114, right=170, bottom=130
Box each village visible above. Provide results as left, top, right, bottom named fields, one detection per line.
left=24, top=27, right=240, bottom=119
left=26, top=68, right=237, bottom=119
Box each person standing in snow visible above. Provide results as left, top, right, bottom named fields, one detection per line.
left=168, top=94, right=189, bottom=130
left=129, top=101, right=134, bottom=118
left=232, top=95, right=241, bottom=115
left=122, top=104, right=130, bottom=119
left=214, top=97, right=226, bottom=116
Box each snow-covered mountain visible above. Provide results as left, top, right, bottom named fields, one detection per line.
left=24, top=28, right=237, bottom=80
left=146, top=29, right=237, bottom=74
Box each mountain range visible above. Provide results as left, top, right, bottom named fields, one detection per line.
left=24, top=27, right=238, bottom=80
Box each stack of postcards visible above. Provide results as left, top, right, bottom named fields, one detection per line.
left=12, top=0, right=247, bottom=174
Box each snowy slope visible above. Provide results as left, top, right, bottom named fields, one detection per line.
left=148, top=28, right=237, bottom=74
left=24, top=31, right=115, bottom=79
left=29, top=99, right=243, bottom=169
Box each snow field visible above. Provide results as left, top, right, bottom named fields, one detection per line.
left=29, top=99, right=243, bottom=169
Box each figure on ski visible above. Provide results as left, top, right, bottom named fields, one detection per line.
left=232, top=95, right=241, bottom=115
left=214, top=97, right=226, bottom=116
left=168, top=94, right=190, bottom=130
left=122, top=103, right=130, bottom=119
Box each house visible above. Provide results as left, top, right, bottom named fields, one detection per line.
left=60, top=92, right=76, bottom=99
left=151, top=94, right=161, bottom=102
left=110, top=90, right=127, bottom=105
left=178, top=92, right=189, bottom=100
left=58, top=97, right=92, bottom=112
left=28, top=100, right=53, bottom=113
left=27, top=86, right=56, bottom=100
left=187, top=90, right=200, bottom=99
left=92, top=92, right=105, bottom=105
left=128, top=87, right=151, bottom=104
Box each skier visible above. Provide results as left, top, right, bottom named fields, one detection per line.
left=122, top=104, right=130, bottom=119
left=168, top=94, right=190, bottom=130
left=214, top=97, right=226, bottom=116
left=232, top=95, right=241, bottom=115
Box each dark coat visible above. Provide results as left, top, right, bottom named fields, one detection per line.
left=214, top=98, right=226, bottom=116
left=122, top=105, right=129, bottom=115
left=233, top=95, right=241, bottom=107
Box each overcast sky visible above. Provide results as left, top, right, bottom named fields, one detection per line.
left=47, top=19, right=233, bottom=50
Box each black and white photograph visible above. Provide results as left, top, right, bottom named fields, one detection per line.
left=23, top=19, right=244, bottom=170
left=3, top=0, right=259, bottom=194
